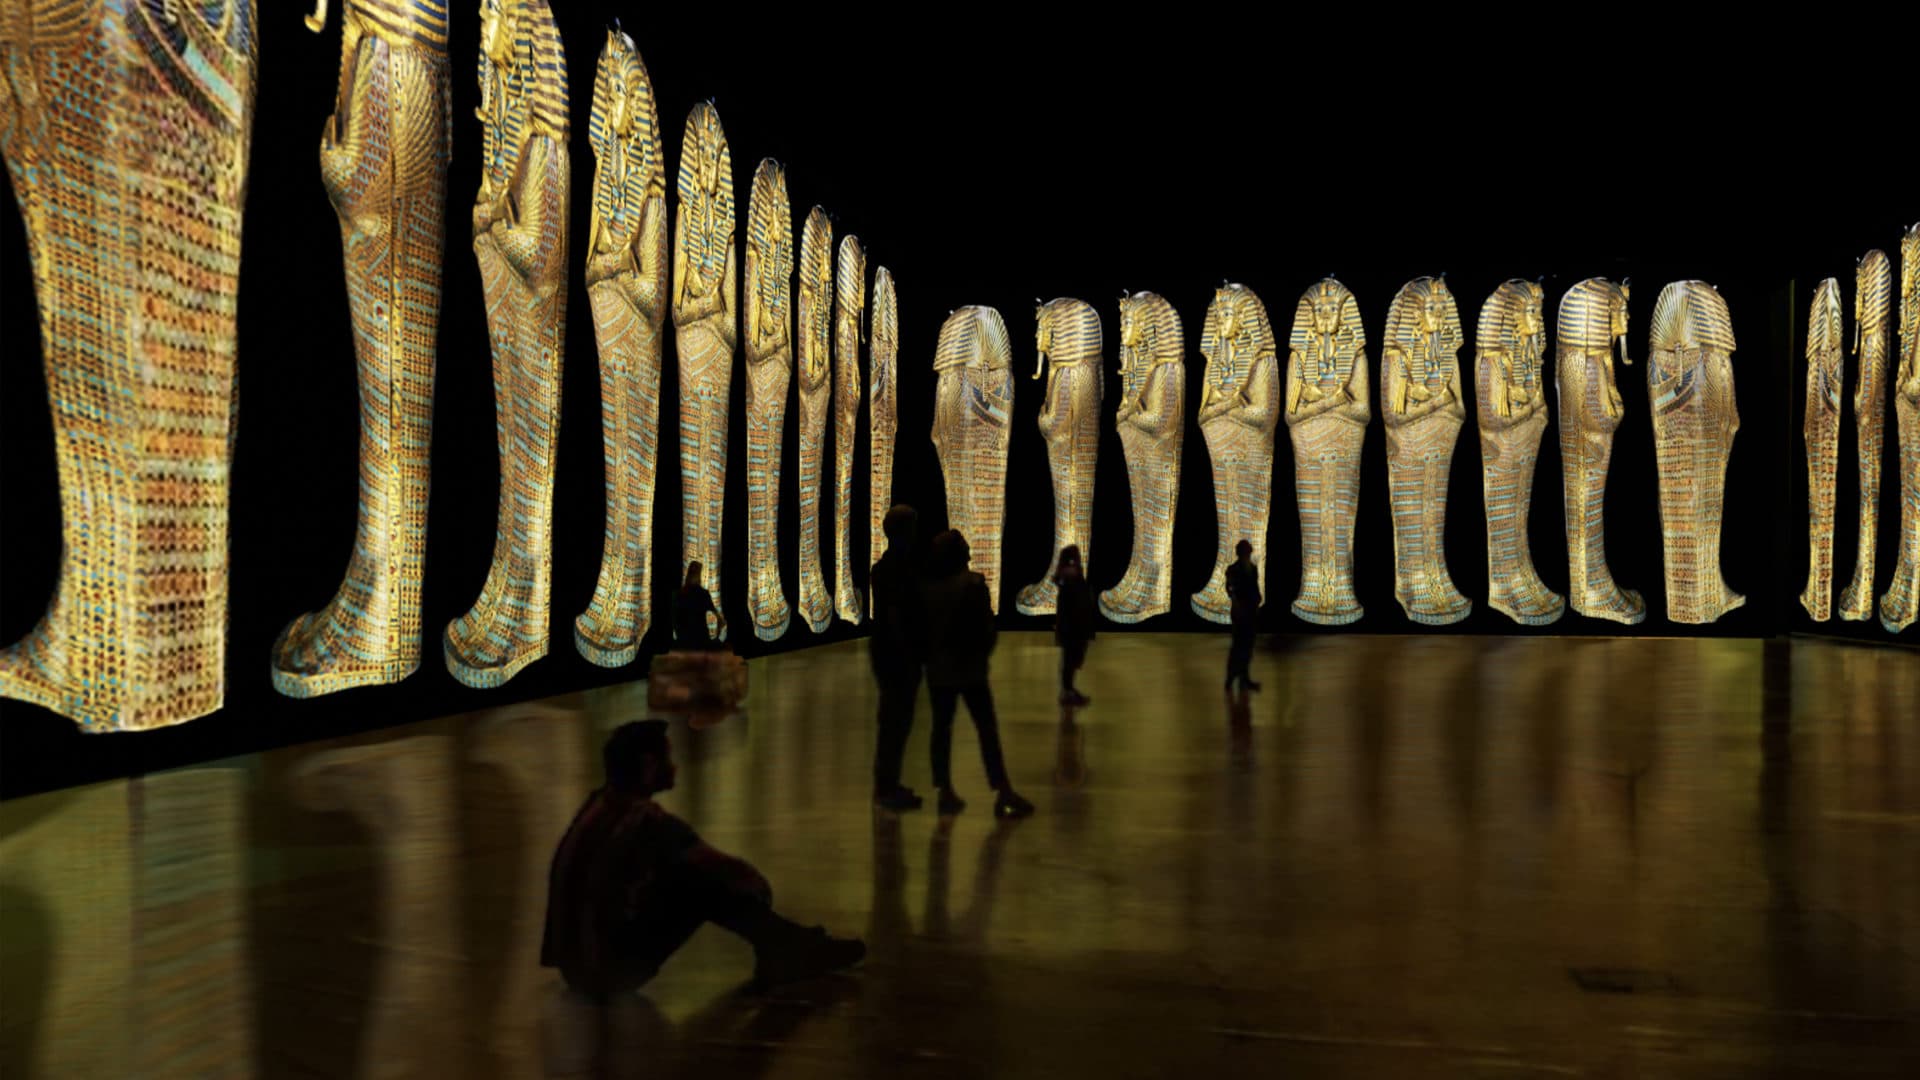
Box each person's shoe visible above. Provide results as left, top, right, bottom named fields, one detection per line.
left=874, top=786, right=924, bottom=812
left=751, top=927, right=866, bottom=990
left=1059, top=689, right=1091, bottom=707
left=993, top=789, right=1035, bottom=819
left=937, top=787, right=967, bottom=815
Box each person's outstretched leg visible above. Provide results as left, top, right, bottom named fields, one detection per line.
left=962, top=683, right=1033, bottom=818
left=642, top=863, right=863, bottom=991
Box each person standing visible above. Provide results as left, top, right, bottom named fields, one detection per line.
left=869, top=505, right=926, bottom=811
left=922, top=530, right=1035, bottom=818
left=1224, top=539, right=1261, bottom=693
left=1052, top=545, right=1096, bottom=706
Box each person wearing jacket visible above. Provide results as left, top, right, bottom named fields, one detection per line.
left=921, top=530, right=1034, bottom=818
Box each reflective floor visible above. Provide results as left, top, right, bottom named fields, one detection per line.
left=2, top=633, right=1918, bottom=1078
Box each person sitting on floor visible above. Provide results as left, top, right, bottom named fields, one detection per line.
left=541, top=721, right=865, bottom=996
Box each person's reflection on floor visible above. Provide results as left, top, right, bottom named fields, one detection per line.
left=541, top=722, right=865, bottom=1000
left=1054, top=709, right=1088, bottom=789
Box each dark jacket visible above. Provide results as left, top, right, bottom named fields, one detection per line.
left=869, top=547, right=925, bottom=677
left=1226, top=560, right=1260, bottom=630
left=674, top=586, right=717, bottom=648
left=922, top=569, right=997, bottom=688
left=1055, top=572, right=1097, bottom=645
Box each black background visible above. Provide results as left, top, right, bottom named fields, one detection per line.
left=2, top=7, right=1913, bottom=798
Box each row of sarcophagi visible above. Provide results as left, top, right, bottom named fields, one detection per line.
left=0, top=0, right=904, bottom=729
left=1800, top=233, right=1920, bottom=634
left=3, top=2, right=1914, bottom=737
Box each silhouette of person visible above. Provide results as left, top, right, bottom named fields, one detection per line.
left=674, top=562, right=726, bottom=649
left=541, top=721, right=865, bottom=997
left=921, top=530, right=1034, bottom=818
left=1225, top=539, right=1261, bottom=693
left=1052, top=544, right=1096, bottom=706
left=870, top=504, right=927, bottom=811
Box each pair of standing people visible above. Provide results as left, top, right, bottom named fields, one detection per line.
left=870, top=505, right=1035, bottom=818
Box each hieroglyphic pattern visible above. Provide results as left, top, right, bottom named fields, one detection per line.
left=672, top=102, right=736, bottom=640
left=444, top=0, right=569, bottom=687
left=1648, top=281, right=1743, bottom=624
left=1099, top=292, right=1185, bottom=623
left=1883, top=224, right=1920, bottom=632
left=867, top=266, right=899, bottom=610
left=1285, top=278, right=1370, bottom=625
left=1802, top=278, right=1844, bottom=622
left=0, top=0, right=257, bottom=729
left=1556, top=278, right=1644, bottom=623
left=1015, top=298, right=1103, bottom=616
left=1192, top=285, right=1280, bottom=624
left=1381, top=277, right=1471, bottom=626
left=795, top=207, right=834, bottom=633
left=1840, top=249, right=1893, bottom=621
left=932, top=306, right=1015, bottom=614
left=573, top=26, right=665, bottom=667
left=833, top=235, right=866, bottom=624
left=742, top=158, right=792, bottom=641
left=274, top=1, right=452, bottom=696
left=1476, top=280, right=1564, bottom=626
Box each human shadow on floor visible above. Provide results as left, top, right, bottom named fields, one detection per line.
left=538, top=972, right=860, bottom=1078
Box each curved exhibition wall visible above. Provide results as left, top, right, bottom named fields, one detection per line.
left=1, top=5, right=1911, bottom=797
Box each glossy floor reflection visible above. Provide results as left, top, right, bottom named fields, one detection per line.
left=2, top=634, right=1918, bottom=1077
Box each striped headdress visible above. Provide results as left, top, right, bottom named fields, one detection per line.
left=1199, top=284, right=1274, bottom=395
left=1857, top=248, right=1893, bottom=336
left=1557, top=277, right=1629, bottom=356
left=1809, top=278, right=1844, bottom=360
left=935, top=305, right=1013, bottom=372
left=675, top=101, right=735, bottom=288
left=746, top=158, right=792, bottom=323
left=1290, top=278, right=1365, bottom=383
left=1117, top=291, right=1183, bottom=399
left=587, top=24, right=659, bottom=252
left=837, top=235, right=866, bottom=322
left=798, top=206, right=833, bottom=378
left=1384, top=276, right=1464, bottom=384
left=1478, top=280, right=1545, bottom=380
left=871, top=265, right=898, bottom=358
left=478, top=0, right=567, bottom=200
left=1039, top=297, right=1102, bottom=369
left=1650, top=281, right=1735, bottom=355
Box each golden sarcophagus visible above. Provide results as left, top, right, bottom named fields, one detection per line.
left=1801, top=278, right=1844, bottom=622
left=274, top=0, right=452, bottom=695
left=795, top=206, right=834, bottom=633
left=1883, top=224, right=1920, bottom=633
left=742, top=158, right=793, bottom=641
left=1381, top=277, right=1470, bottom=626
left=1285, top=278, right=1369, bottom=626
left=1016, top=298, right=1103, bottom=617
left=868, top=266, right=900, bottom=609
left=932, top=306, right=1015, bottom=614
left=672, top=101, right=736, bottom=641
left=0, top=0, right=258, bottom=728
left=1475, top=280, right=1563, bottom=626
left=833, top=235, right=866, bottom=625
left=1648, top=280, right=1742, bottom=624
left=574, top=24, right=665, bottom=667
left=1840, top=249, right=1892, bottom=621
left=1099, top=292, right=1185, bottom=624
left=444, top=0, right=570, bottom=688
left=1192, top=285, right=1280, bottom=625
left=1556, top=277, right=1644, bottom=624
